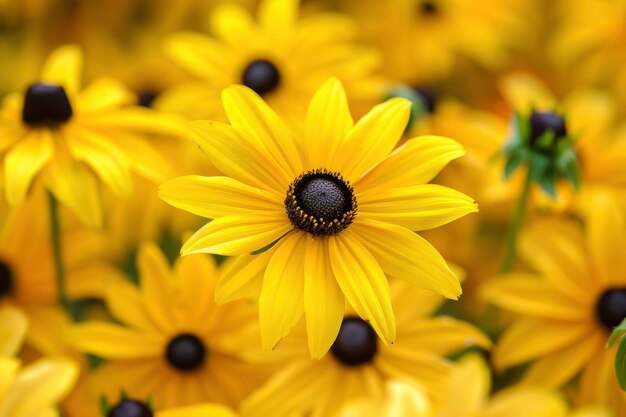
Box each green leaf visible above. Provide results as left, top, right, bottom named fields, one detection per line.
left=608, top=317, right=626, bottom=347
left=100, top=397, right=110, bottom=416
left=504, top=152, right=525, bottom=179
left=529, top=153, right=550, bottom=182
left=616, top=338, right=626, bottom=390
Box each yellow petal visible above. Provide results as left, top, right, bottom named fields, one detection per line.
left=157, top=404, right=238, bottom=417
left=260, top=232, right=306, bottom=350
left=493, top=318, right=592, bottom=370
left=159, top=176, right=282, bottom=219
left=331, top=97, right=410, bottom=183
left=210, top=3, right=256, bottom=45
left=499, top=72, right=555, bottom=114
left=163, top=32, right=232, bottom=80
left=83, top=107, right=185, bottom=137
left=69, top=322, right=163, bottom=358
left=40, top=45, right=82, bottom=94
left=105, top=280, right=152, bottom=330
left=0, top=357, right=20, bottom=401
left=3, top=358, right=78, bottom=417
left=483, top=390, right=568, bottom=417
left=75, top=78, right=135, bottom=113
left=0, top=307, right=27, bottom=356
left=304, top=78, right=353, bottom=169
left=153, top=82, right=222, bottom=120
left=173, top=253, right=219, bottom=325
left=358, top=184, right=478, bottom=231
left=481, top=275, right=587, bottom=320
left=189, top=120, right=288, bottom=194
left=436, top=354, right=490, bottom=416
left=221, top=85, right=303, bottom=181
left=5, top=129, right=54, bottom=205
left=258, top=0, right=298, bottom=35
left=181, top=213, right=292, bottom=256
left=303, top=237, right=345, bottom=359
left=352, top=218, right=462, bottom=299
left=216, top=248, right=275, bottom=304
left=329, top=230, right=396, bottom=343
left=355, top=135, right=465, bottom=190
left=112, top=133, right=175, bottom=183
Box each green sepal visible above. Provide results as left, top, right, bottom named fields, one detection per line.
left=100, top=396, right=111, bottom=417
left=616, top=338, right=626, bottom=391
left=608, top=318, right=626, bottom=347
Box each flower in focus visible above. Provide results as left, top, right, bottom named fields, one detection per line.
left=69, top=242, right=268, bottom=410
left=482, top=193, right=626, bottom=413
left=0, top=306, right=78, bottom=417
left=0, top=44, right=184, bottom=227
left=160, top=78, right=478, bottom=357
left=239, top=280, right=489, bottom=417
left=160, top=0, right=383, bottom=122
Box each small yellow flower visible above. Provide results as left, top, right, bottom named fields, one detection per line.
left=240, top=280, right=489, bottom=417
left=0, top=44, right=184, bottom=227
left=69, top=242, right=269, bottom=410
left=160, top=0, right=383, bottom=122
left=160, top=78, right=477, bottom=357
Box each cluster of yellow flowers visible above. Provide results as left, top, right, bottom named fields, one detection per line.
left=0, top=0, right=625, bottom=416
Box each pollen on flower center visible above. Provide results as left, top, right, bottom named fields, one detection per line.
left=108, top=399, right=153, bottom=417
left=0, top=261, right=14, bottom=298
left=22, top=82, right=73, bottom=127
left=595, top=288, right=626, bottom=330
left=165, top=333, right=207, bottom=372
left=285, top=169, right=357, bottom=236
left=331, top=317, right=378, bottom=367
left=242, top=59, right=281, bottom=96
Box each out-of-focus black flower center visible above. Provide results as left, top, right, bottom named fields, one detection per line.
left=165, top=333, right=207, bottom=371
left=596, top=288, right=626, bottom=330
left=0, top=261, right=14, bottom=298
left=108, top=399, right=153, bottom=417
left=419, top=0, right=439, bottom=16
left=285, top=169, right=357, bottom=236
left=242, top=59, right=281, bottom=96
left=138, top=91, right=159, bottom=108
left=331, top=317, right=378, bottom=367
left=22, top=82, right=73, bottom=126
left=529, top=111, right=567, bottom=145
left=413, top=86, right=437, bottom=113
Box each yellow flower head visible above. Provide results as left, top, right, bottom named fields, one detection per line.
left=160, top=78, right=478, bottom=358
left=160, top=0, right=383, bottom=122
left=0, top=306, right=78, bottom=417
left=0, top=44, right=184, bottom=227
left=69, top=242, right=269, bottom=410
left=483, top=193, right=626, bottom=413
left=240, top=280, right=490, bottom=417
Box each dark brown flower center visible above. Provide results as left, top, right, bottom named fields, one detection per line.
left=419, top=0, right=439, bottom=17
left=108, top=400, right=153, bottom=417
left=242, top=59, right=281, bottom=96
left=165, top=333, right=207, bottom=371
left=285, top=169, right=357, bottom=236
left=331, top=317, right=378, bottom=367
left=22, top=82, right=73, bottom=127
left=530, top=111, right=567, bottom=145
left=596, top=288, right=626, bottom=330
left=0, top=261, right=14, bottom=298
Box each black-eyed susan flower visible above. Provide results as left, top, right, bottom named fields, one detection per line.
left=160, top=78, right=478, bottom=357
left=160, top=0, right=383, bottom=122
left=0, top=44, right=184, bottom=227
left=0, top=305, right=79, bottom=417
left=69, top=242, right=269, bottom=410
left=239, top=280, right=489, bottom=417
left=482, top=193, right=626, bottom=414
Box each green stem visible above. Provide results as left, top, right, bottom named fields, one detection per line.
left=48, top=192, right=79, bottom=321
left=500, top=167, right=533, bottom=273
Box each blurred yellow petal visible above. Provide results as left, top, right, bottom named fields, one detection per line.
left=69, top=322, right=163, bottom=358
left=0, top=357, right=19, bottom=402
left=76, top=78, right=135, bottom=113
left=499, top=72, right=555, bottom=113
left=329, top=230, right=395, bottom=344
left=40, top=45, right=82, bottom=94
left=216, top=248, right=275, bottom=304
left=105, top=280, right=152, bottom=330
left=210, top=3, right=256, bottom=45
left=157, top=404, right=239, bottom=417
left=436, top=354, right=490, bottom=416
left=258, top=0, right=298, bottom=35
left=163, top=32, right=232, bottom=80
left=0, top=307, right=27, bottom=356
left=260, top=232, right=305, bottom=350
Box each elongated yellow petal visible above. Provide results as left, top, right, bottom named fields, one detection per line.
left=3, top=358, right=78, bottom=417
left=154, top=82, right=222, bottom=120
left=481, top=275, right=587, bottom=320
left=210, top=3, right=257, bottom=45
left=75, top=78, right=135, bottom=113
left=216, top=248, right=275, bottom=304
left=258, top=0, right=298, bottom=35
left=355, top=136, right=465, bottom=190
left=40, top=45, right=82, bottom=94
left=112, top=133, right=175, bottom=183
left=222, top=85, right=303, bottom=180
left=436, top=354, right=490, bottom=416
left=157, top=404, right=239, bottom=417
left=182, top=213, right=292, bottom=256
left=5, top=129, right=54, bottom=205
left=493, top=318, right=591, bottom=370
left=163, top=32, right=232, bottom=80
left=304, top=78, right=353, bottom=169
left=260, top=232, right=306, bottom=350
left=0, top=357, right=19, bottom=401
left=484, top=390, right=568, bottom=417
left=105, top=280, right=153, bottom=330
left=329, top=230, right=396, bottom=343
left=84, top=107, right=185, bottom=137
left=352, top=218, right=462, bottom=299
left=499, top=72, right=555, bottom=114
left=331, top=97, right=410, bottom=183
left=358, top=184, right=477, bottom=231
left=160, top=176, right=282, bottom=219
left=303, top=237, right=345, bottom=358
left=69, top=322, right=163, bottom=358
left=189, top=120, right=289, bottom=194
left=0, top=307, right=27, bottom=356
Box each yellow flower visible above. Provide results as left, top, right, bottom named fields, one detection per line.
left=0, top=44, right=183, bottom=227
left=0, top=306, right=78, bottom=417
left=482, top=193, right=626, bottom=413
left=69, top=242, right=269, bottom=410
left=240, top=280, right=490, bottom=417
left=156, top=403, right=239, bottom=417
left=160, top=78, right=477, bottom=357
left=160, top=0, right=383, bottom=122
